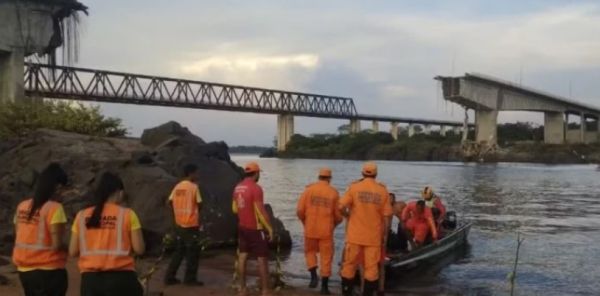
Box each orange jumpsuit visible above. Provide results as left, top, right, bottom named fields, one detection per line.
left=339, top=178, right=392, bottom=281
left=401, top=201, right=438, bottom=245
left=297, top=180, right=342, bottom=277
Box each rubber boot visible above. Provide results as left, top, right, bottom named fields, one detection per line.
left=309, top=267, right=318, bottom=288
left=320, top=277, right=331, bottom=295
left=363, top=280, right=377, bottom=296
left=341, top=277, right=355, bottom=296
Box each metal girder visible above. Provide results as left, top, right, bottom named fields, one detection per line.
left=24, top=63, right=358, bottom=118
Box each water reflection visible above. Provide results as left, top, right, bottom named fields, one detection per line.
left=232, top=156, right=600, bottom=295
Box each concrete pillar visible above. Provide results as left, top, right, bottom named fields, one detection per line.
left=475, top=110, right=498, bottom=144
left=0, top=49, right=24, bottom=102
left=390, top=122, right=399, bottom=140
left=408, top=124, right=416, bottom=137
left=580, top=112, right=586, bottom=143
left=440, top=125, right=447, bottom=136
left=349, top=119, right=361, bottom=134
left=544, top=112, right=565, bottom=144
left=371, top=120, right=379, bottom=133
left=423, top=124, right=431, bottom=135
left=276, top=114, right=294, bottom=151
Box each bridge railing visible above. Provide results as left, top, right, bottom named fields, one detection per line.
left=24, top=63, right=358, bottom=118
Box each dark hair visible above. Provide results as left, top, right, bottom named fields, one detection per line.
left=28, top=163, right=68, bottom=220
left=389, top=193, right=396, bottom=201
left=416, top=200, right=426, bottom=208
left=183, top=164, right=198, bottom=177
left=86, top=172, right=124, bottom=228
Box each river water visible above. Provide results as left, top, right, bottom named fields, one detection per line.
left=231, top=155, right=600, bottom=296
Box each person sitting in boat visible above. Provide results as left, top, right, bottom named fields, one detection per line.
left=386, top=193, right=409, bottom=253
left=401, top=200, right=438, bottom=247
left=421, top=186, right=446, bottom=227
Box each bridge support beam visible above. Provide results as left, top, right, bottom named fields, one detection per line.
left=276, top=114, right=294, bottom=151
left=440, top=125, right=447, bottom=136
left=390, top=122, right=399, bottom=140
left=475, top=110, right=498, bottom=145
left=423, top=124, right=431, bottom=135
left=408, top=124, right=416, bottom=137
left=371, top=120, right=379, bottom=133
left=544, top=112, right=565, bottom=144
left=0, top=49, right=24, bottom=102
left=349, top=119, right=361, bottom=134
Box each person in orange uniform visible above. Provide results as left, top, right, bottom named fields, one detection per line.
left=339, top=162, right=393, bottom=296
left=421, top=186, right=446, bottom=225
left=233, top=162, right=273, bottom=296
left=297, top=167, right=342, bottom=295
left=164, top=164, right=204, bottom=286
left=69, top=172, right=145, bottom=296
left=401, top=200, right=438, bottom=247
left=13, top=163, right=70, bottom=296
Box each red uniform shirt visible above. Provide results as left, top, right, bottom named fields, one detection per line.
left=232, top=178, right=272, bottom=234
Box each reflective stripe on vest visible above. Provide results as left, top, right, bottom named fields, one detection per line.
left=79, top=207, right=129, bottom=256
left=425, top=197, right=437, bottom=208
left=14, top=202, right=52, bottom=251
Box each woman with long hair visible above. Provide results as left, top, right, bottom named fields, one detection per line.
left=12, top=163, right=70, bottom=296
left=69, top=172, right=145, bottom=296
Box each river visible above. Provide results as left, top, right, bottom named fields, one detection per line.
left=231, top=155, right=600, bottom=296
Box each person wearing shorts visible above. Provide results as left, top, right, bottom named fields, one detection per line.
left=233, top=162, right=273, bottom=296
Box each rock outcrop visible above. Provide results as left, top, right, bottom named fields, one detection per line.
left=0, top=122, right=291, bottom=255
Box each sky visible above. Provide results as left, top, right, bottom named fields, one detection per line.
left=68, top=0, right=600, bottom=145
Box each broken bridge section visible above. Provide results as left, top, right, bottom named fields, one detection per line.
left=436, top=73, right=600, bottom=145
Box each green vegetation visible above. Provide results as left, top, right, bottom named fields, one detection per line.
left=279, top=131, right=463, bottom=161
left=0, top=100, right=127, bottom=139
left=229, top=145, right=271, bottom=154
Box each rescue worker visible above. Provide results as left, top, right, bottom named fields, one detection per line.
left=339, top=162, right=393, bottom=296
left=233, top=162, right=273, bottom=296
left=421, top=186, right=446, bottom=225
left=401, top=200, right=438, bottom=247
left=164, top=164, right=204, bottom=286
left=12, top=163, right=69, bottom=296
left=296, top=167, right=342, bottom=295
left=69, top=172, right=145, bottom=296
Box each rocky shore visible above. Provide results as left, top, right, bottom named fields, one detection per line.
left=0, top=121, right=291, bottom=257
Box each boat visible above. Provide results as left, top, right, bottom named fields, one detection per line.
left=385, top=221, right=472, bottom=275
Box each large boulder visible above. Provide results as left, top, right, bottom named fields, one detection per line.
left=0, top=122, right=291, bottom=256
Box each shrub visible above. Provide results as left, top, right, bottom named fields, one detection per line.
left=0, top=100, right=127, bottom=139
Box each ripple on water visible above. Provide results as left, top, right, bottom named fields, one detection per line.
left=232, top=156, right=600, bottom=295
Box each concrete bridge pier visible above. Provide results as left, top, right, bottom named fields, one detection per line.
left=475, top=110, right=498, bottom=145
left=408, top=124, right=416, bottom=137
left=390, top=122, right=399, bottom=140
left=0, top=49, right=24, bottom=102
left=371, top=120, right=379, bottom=133
left=276, top=114, right=294, bottom=151
left=440, top=125, right=447, bottom=136
left=423, top=124, right=432, bottom=135
left=349, top=119, right=361, bottom=134
left=544, top=112, right=565, bottom=144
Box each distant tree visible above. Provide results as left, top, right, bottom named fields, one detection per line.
left=338, top=124, right=351, bottom=135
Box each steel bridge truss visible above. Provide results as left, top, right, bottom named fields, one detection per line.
left=24, top=63, right=358, bottom=118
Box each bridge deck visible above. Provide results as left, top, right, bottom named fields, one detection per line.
left=24, top=63, right=467, bottom=126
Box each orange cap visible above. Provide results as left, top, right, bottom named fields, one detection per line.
left=318, top=167, right=332, bottom=178
left=244, top=162, right=261, bottom=173
left=362, top=162, right=378, bottom=176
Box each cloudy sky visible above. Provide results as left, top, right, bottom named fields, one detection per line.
left=72, top=0, right=600, bottom=145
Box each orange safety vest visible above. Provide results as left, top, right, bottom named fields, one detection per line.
left=77, top=203, right=135, bottom=272
left=12, top=199, right=67, bottom=270
left=171, top=180, right=200, bottom=228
